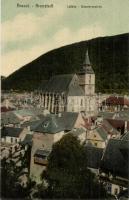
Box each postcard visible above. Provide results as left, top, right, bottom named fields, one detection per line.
left=1, top=0, right=129, bottom=199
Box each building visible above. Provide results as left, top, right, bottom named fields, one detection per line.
left=38, top=74, right=85, bottom=113
left=1, top=127, right=26, bottom=144
left=99, top=132, right=129, bottom=195
left=101, top=96, right=129, bottom=112
left=37, top=51, right=96, bottom=116
left=85, top=126, right=109, bottom=148
left=30, top=112, right=85, bottom=182
left=77, top=50, right=96, bottom=116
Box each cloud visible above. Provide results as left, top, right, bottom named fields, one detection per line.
left=2, top=13, right=41, bottom=44
left=54, top=26, right=105, bottom=46
left=2, top=25, right=105, bottom=76
left=2, top=5, right=66, bottom=45
left=2, top=45, right=47, bottom=76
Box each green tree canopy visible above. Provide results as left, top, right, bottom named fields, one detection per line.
left=41, top=133, right=108, bottom=199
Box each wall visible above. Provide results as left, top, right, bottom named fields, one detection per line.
left=30, top=131, right=65, bottom=183
left=67, top=96, right=85, bottom=113
left=74, top=113, right=85, bottom=128
left=86, top=129, right=106, bottom=148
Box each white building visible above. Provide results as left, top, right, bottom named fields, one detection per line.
left=37, top=50, right=96, bottom=116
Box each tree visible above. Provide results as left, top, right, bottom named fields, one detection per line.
left=1, top=154, right=35, bottom=199
left=40, top=133, right=108, bottom=199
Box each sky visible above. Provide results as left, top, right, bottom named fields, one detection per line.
left=1, top=0, right=129, bottom=76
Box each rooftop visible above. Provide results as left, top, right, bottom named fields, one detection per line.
left=1, top=127, right=24, bottom=138
left=31, top=112, right=79, bottom=134
left=100, top=139, right=129, bottom=179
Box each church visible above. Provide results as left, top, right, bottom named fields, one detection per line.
left=37, top=51, right=96, bottom=116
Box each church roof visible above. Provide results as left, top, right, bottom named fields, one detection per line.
left=40, top=74, right=75, bottom=93
left=68, top=84, right=85, bottom=96
left=84, top=50, right=91, bottom=66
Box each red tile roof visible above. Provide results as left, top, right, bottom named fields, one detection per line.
left=103, top=96, right=129, bottom=106
left=1, top=106, right=15, bottom=113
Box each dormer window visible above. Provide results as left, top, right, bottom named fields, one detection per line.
left=43, top=121, right=49, bottom=128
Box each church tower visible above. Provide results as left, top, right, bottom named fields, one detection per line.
left=78, top=50, right=96, bottom=116
left=78, top=50, right=95, bottom=95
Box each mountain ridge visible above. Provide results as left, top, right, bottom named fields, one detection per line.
left=2, top=33, right=129, bottom=93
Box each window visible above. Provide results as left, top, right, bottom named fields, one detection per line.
left=114, top=188, right=118, bottom=195
left=94, top=142, right=97, bottom=147
left=80, top=99, right=83, bottom=106
left=34, top=155, right=48, bottom=166
left=43, top=121, right=49, bottom=128
left=89, top=75, right=91, bottom=84
left=11, top=137, right=13, bottom=143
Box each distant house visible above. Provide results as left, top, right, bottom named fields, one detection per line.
left=1, top=127, right=26, bottom=144
left=1, top=108, right=50, bottom=128
left=86, top=126, right=109, bottom=148
left=102, top=119, right=121, bottom=139
left=1, top=106, right=15, bottom=113
left=96, top=110, right=129, bottom=136
left=1, top=98, right=15, bottom=110
left=100, top=133, right=129, bottom=195
left=30, top=112, right=85, bottom=182
left=13, top=109, right=36, bottom=122
left=102, top=96, right=129, bottom=112
left=1, top=111, right=21, bottom=127
left=85, top=132, right=129, bottom=196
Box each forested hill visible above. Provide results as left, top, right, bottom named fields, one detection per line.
left=2, top=33, right=129, bottom=93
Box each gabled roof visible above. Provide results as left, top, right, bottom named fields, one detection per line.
left=40, top=74, right=76, bottom=93
left=102, top=119, right=120, bottom=135
left=21, top=119, right=41, bottom=129
left=14, top=109, right=35, bottom=117
left=98, top=111, right=114, bottom=119
left=31, top=112, right=79, bottom=134
left=32, top=115, right=64, bottom=133
left=1, top=111, right=21, bottom=125
left=100, top=139, right=129, bottom=179
left=112, top=110, right=129, bottom=121
left=103, top=96, right=129, bottom=106
left=68, top=84, right=85, bottom=96
left=1, top=127, right=24, bottom=138
left=120, top=131, right=129, bottom=141
left=96, top=127, right=108, bottom=140
left=85, top=146, right=103, bottom=169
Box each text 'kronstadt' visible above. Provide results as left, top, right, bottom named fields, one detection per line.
left=17, top=3, right=54, bottom=8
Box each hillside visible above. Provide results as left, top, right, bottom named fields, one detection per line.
left=2, top=33, right=129, bottom=93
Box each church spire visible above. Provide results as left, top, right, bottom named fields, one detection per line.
left=83, top=50, right=91, bottom=66
left=80, top=49, right=94, bottom=74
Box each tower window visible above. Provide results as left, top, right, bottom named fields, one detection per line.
left=80, top=99, right=83, bottom=106
left=89, top=75, right=91, bottom=84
